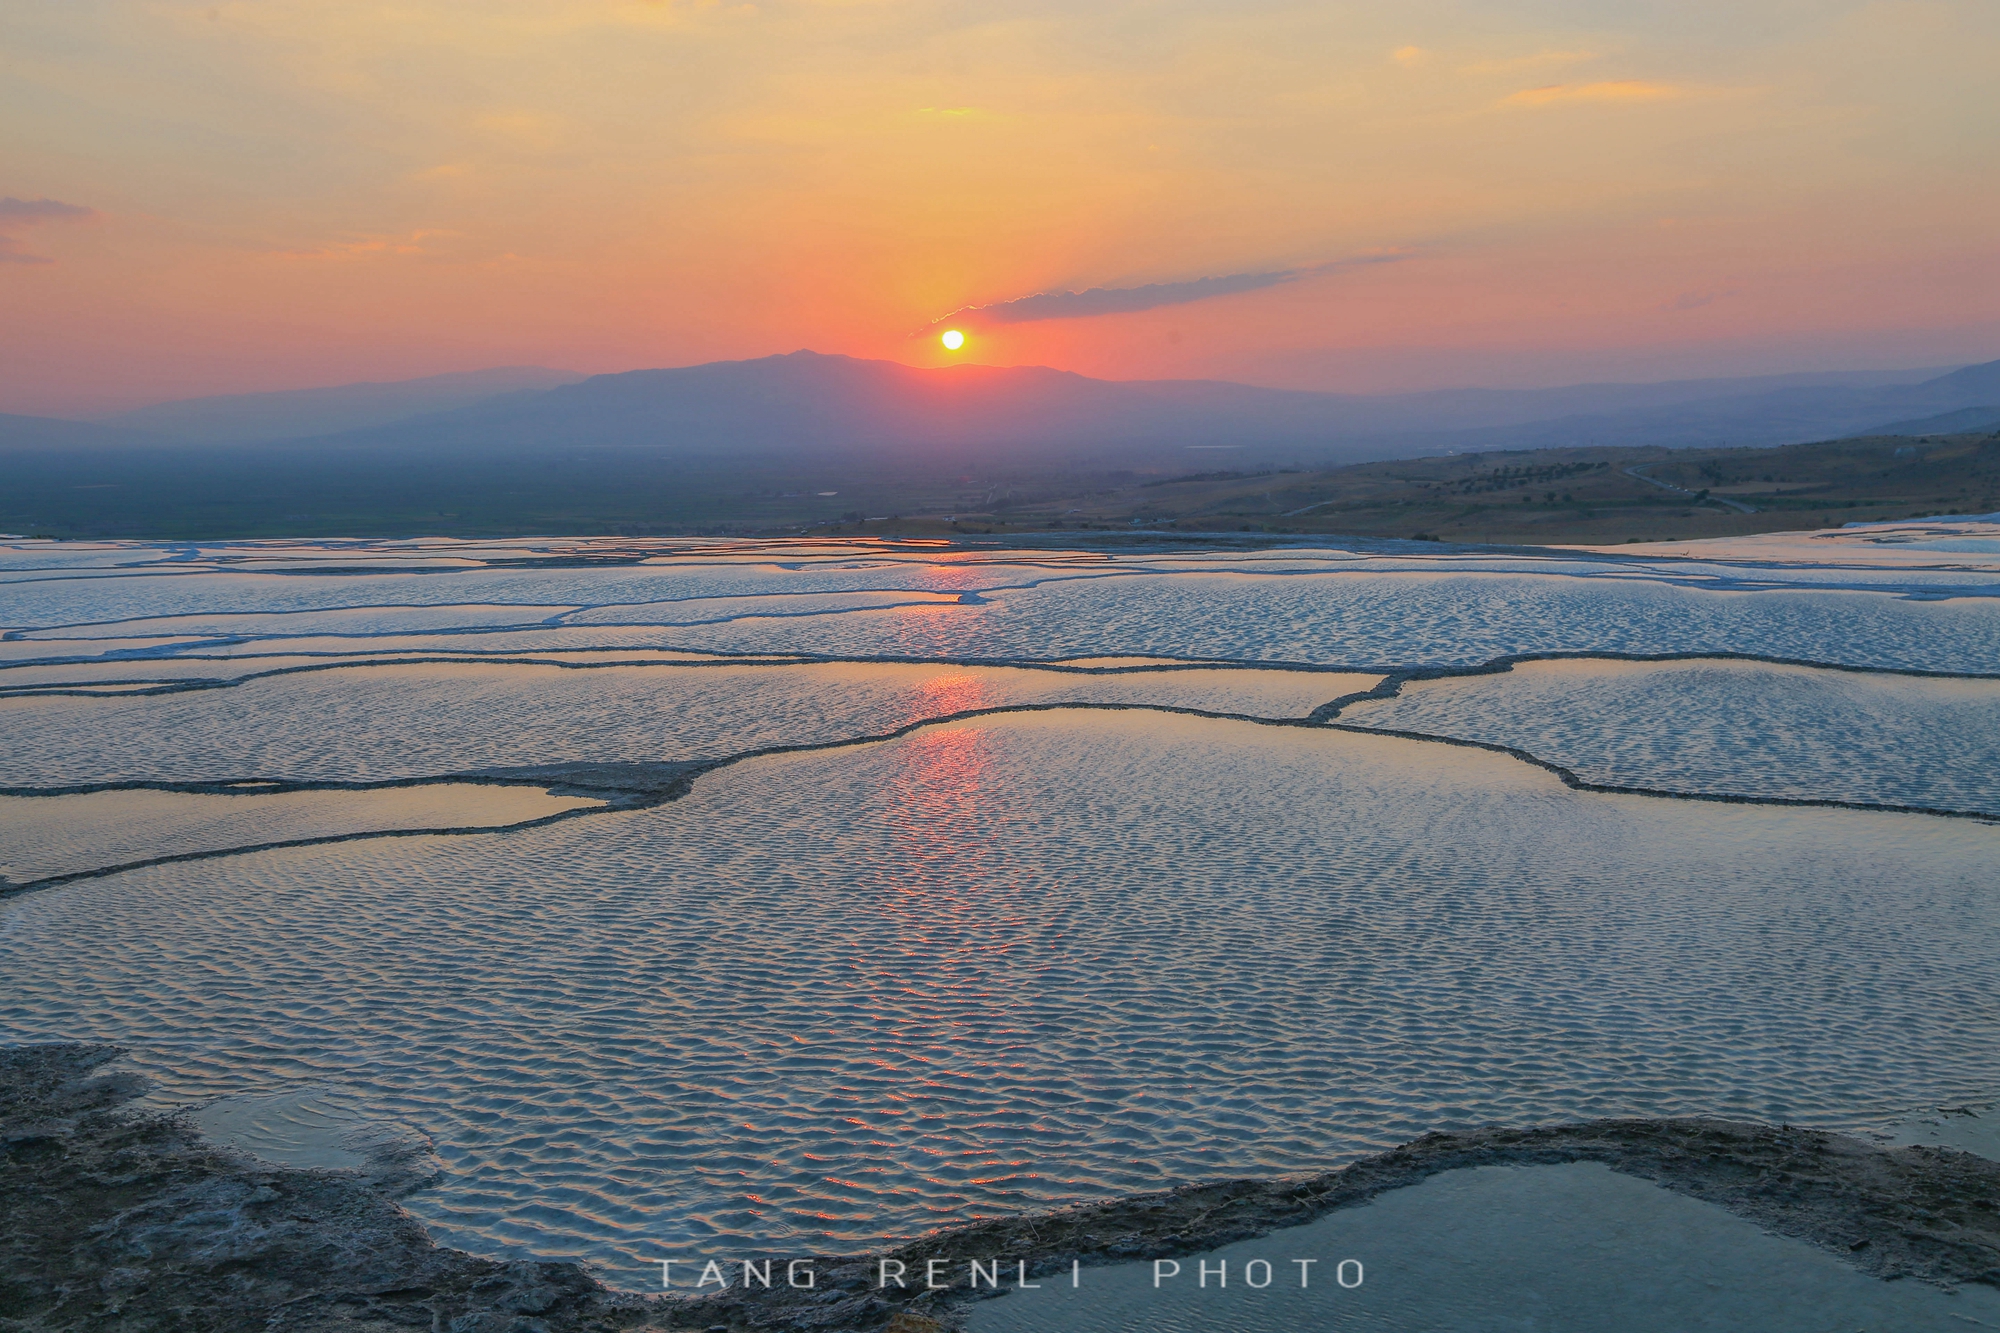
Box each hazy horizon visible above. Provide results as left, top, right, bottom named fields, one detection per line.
left=5, top=1, right=1996, bottom=417
left=5, top=5, right=1998, bottom=1327
left=22, top=343, right=1993, bottom=425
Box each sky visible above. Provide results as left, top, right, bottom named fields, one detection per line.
left=3, top=0, right=1997, bottom=416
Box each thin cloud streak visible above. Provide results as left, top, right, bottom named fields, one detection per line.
left=0, top=197, right=95, bottom=219
left=0, top=237, right=55, bottom=265
left=926, top=253, right=1411, bottom=331
left=0, top=196, right=95, bottom=264
left=1503, top=81, right=1685, bottom=107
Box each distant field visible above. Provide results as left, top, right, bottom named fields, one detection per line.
left=877, top=429, right=2000, bottom=544
left=4, top=429, right=1996, bottom=544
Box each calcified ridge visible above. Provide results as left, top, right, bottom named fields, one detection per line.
left=3, top=648, right=1995, bottom=899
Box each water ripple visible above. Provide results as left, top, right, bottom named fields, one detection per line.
left=2, top=713, right=1993, bottom=1289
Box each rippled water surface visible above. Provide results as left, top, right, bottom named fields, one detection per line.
left=0, top=662, right=1374, bottom=786
left=5, top=713, right=1997, bottom=1286
left=1, top=532, right=1997, bottom=1291
left=1341, top=657, right=2000, bottom=816
left=0, top=784, right=602, bottom=886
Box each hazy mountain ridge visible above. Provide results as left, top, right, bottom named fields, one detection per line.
left=1388, top=361, right=2000, bottom=454
left=213, top=351, right=2000, bottom=466
left=18, top=352, right=1999, bottom=463
left=96, top=366, right=586, bottom=443
left=1864, top=405, right=2000, bottom=436
left=0, top=413, right=164, bottom=450
left=6, top=351, right=1999, bottom=541
left=271, top=353, right=1376, bottom=465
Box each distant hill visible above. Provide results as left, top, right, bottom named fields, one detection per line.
left=1372, top=359, right=2000, bottom=453
left=1318, top=364, right=1951, bottom=435
left=270, top=353, right=1388, bottom=467
left=96, top=366, right=585, bottom=443
left=6, top=351, right=2000, bottom=538
left=232, top=351, right=2000, bottom=465
left=0, top=413, right=161, bottom=450
left=1859, top=405, right=2000, bottom=437
left=984, top=428, right=2000, bottom=545
left=26, top=352, right=2000, bottom=462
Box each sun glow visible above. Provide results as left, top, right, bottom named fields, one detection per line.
left=940, top=330, right=965, bottom=351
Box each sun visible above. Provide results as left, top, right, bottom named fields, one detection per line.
left=940, top=329, right=965, bottom=351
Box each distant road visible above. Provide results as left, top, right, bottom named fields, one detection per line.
left=1623, top=464, right=1758, bottom=513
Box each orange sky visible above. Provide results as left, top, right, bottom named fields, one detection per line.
left=3, top=1, right=1997, bottom=415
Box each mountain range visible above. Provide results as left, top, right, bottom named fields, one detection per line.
left=3, top=351, right=1996, bottom=538
left=94, top=366, right=586, bottom=443
left=12, top=351, right=1996, bottom=468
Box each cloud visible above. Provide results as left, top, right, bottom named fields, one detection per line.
left=1665, top=288, right=1738, bottom=312
left=0, top=196, right=95, bottom=264
left=0, top=236, right=55, bottom=265
left=926, top=253, right=1410, bottom=330
left=1502, top=81, right=1685, bottom=107
left=0, top=196, right=95, bottom=220
left=270, top=229, right=463, bottom=261
left=1392, top=46, right=1429, bottom=68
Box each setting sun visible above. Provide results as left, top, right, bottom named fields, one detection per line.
left=941, top=330, right=965, bottom=351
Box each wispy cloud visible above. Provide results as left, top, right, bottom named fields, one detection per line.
left=0, top=196, right=95, bottom=264
left=0, top=236, right=55, bottom=265
left=1, top=196, right=95, bottom=220
left=926, top=253, right=1410, bottom=330
left=270, top=229, right=463, bottom=261
left=1503, top=81, right=1685, bottom=107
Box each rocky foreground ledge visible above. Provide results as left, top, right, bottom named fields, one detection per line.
left=4, top=1044, right=1996, bottom=1332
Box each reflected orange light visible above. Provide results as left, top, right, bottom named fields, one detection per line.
left=881, top=713, right=995, bottom=899
left=909, top=673, right=992, bottom=720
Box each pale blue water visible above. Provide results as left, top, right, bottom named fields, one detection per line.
left=966, top=1163, right=2000, bottom=1332
left=1, top=534, right=1997, bottom=1295
left=1340, top=657, right=2000, bottom=816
